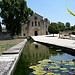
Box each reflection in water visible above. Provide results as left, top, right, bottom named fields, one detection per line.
left=23, top=42, right=51, bottom=64
left=13, top=41, right=75, bottom=75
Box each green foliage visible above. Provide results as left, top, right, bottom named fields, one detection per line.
left=57, top=22, right=65, bottom=32
left=0, top=0, right=34, bottom=36
left=0, top=22, right=2, bottom=32
left=48, top=22, right=59, bottom=36
left=48, top=21, right=75, bottom=34
left=70, top=25, right=75, bottom=31
left=65, top=27, right=71, bottom=31
left=64, top=22, right=71, bottom=31
left=27, top=39, right=33, bottom=43
left=65, top=22, right=70, bottom=28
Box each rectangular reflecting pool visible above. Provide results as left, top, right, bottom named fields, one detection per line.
left=13, top=40, right=75, bottom=75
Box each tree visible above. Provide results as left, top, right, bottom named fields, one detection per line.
left=65, top=22, right=71, bottom=31
left=71, top=25, right=75, bottom=31
left=65, top=22, right=70, bottom=28
left=0, top=22, right=2, bottom=32
left=0, top=0, right=34, bottom=36
left=48, top=22, right=59, bottom=36
left=57, top=22, right=65, bottom=32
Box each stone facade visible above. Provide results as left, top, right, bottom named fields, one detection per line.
left=21, top=13, right=50, bottom=36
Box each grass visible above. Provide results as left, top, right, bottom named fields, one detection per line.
left=0, top=39, right=24, bottom=55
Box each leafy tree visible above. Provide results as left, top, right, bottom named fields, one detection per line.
left=65, top=27, right=71, bottom=31
left=72, top=32, right=75, bottom=35
left=0, top=22, right=2, bottom=32
left=57, top=22, right=65, bottom=32
left=65, top=22, right=70, bottom=28
left=48, top=22, right=59, bottom=36
left=71, top=26, right=75, bottom=31
left=0, top=0, right=34, bottom=36
left=64, top=22, right=71, bottom=31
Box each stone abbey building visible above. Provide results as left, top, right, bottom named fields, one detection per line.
left=21, top=13, right=50, bottom=36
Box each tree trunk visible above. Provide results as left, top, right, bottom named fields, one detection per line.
left=53, top=34, right=54, bottom=37
left=59, top=33, right=60, bottom=38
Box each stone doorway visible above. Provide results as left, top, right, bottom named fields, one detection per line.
left=46, top=31, right=48, bottom=35
left=34, top=31, right=38, bottom=36
left=23, top=33, right=26, bottom=36
left=34, top=28, right=39, bottom=36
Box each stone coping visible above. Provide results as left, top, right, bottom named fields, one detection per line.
left=0, top=39, right=27, bottom=75
left=31, top=35, right=75, bottom=51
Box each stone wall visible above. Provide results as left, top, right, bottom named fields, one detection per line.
left=0, top=32, right=10, bottom=40
left=21, top=13, right=50, bottom=37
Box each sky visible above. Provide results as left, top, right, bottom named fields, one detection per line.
left=26, top=0, right=75, bottom=26
left=0, top=0, right=75, bottom=26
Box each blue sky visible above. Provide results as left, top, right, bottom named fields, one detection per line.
left=26, top=0, right=75, bottom=26
left=0, top=0, right=75, bottom=26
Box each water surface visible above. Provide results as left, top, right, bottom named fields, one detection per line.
left=13, top=41, right=75, bottom=75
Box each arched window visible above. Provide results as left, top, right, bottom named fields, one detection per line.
left=35, top=21, right=37, bottom=26
left=32, top=22, right=33, bottom=26
left=38, top=22, right=40, bottom=26
left=34, top=16, right=37, bottom=20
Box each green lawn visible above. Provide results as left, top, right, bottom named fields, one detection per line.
left=0, top=39, right=24, bottom=55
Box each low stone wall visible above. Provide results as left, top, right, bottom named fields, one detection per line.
left=0, top=32, right=10, bottom=40
left=0, top=39, right=27, bottom=75
left=31, top=35, right=75, bottom=52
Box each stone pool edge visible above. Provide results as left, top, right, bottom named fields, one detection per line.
left=8, top=39, right=27, bottom=75
left=30, top=36, right=75, bottom=55
left=0, top=39, right=27, bottom=75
